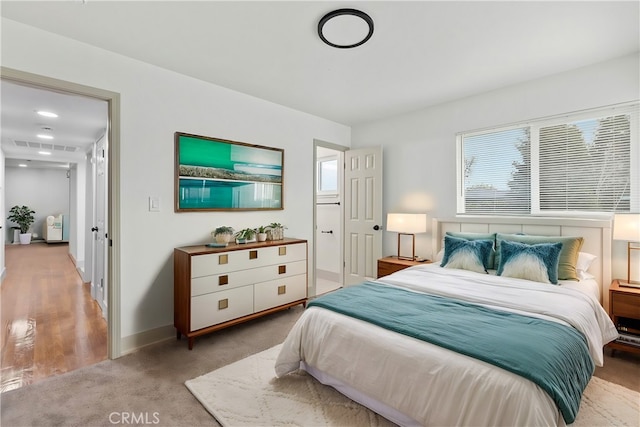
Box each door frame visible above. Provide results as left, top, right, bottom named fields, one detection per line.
left=313, top=139, right=346, bottom=296
left=92, top=134, right=108, bottom=317
left=1, top=66, right=122, bottom=359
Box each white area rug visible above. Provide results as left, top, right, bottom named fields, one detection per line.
left=186, top=345, right=640, bottom=427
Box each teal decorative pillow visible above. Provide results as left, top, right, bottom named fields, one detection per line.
left=495, top=233, right=583, bottom=281
left=440, top=235, right=494, bottom=273
left=497, top=240, right=563, bottom=284
left=446, top=232, right=497, bottom=269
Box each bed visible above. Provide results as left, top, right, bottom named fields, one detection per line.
left=275, top=217, right=618, bottom=426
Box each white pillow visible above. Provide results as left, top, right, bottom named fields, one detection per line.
left=576, top=252, right=597, bottom=272
left=578, top=270, right=596, bottom=280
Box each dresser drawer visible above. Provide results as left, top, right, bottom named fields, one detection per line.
left=190, top=285, right=254, bottom=331
left=191, top=251, right=248, bottom=278
left=252, top=243, right=307, bottom=266
left=254, top=275, right=307, bottom=312
left=191, top=243, right=307, bottom=278
left=191, top=248, right=277, bottom=278
left=191, top=260, right=307, bottom=297
left=191, top=269, right=255, bottom=297
left=612, top=292, right=640, bottom=319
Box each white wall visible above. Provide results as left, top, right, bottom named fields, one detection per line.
left=4, top=166, right=70, bottom=242
left=352, top=53, right=639, bottom=280
left=1, top=18, right=351, bottom=346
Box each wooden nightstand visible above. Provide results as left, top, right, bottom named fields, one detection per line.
left=377, top=256, right=431, bottom=278
left=608, top=279, right=640, bottom=355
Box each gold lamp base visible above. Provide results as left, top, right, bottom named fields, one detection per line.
left=621, top=242, right=640, bottom=287
left=397, top=233, right=416, bottom=261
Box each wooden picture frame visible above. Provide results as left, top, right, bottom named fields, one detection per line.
left=175, top=132, right=284, bottom=211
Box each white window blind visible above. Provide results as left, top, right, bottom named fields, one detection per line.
left=462, top=127, right=531, bottom=214
left=458, top=102, right=638, bottom=215
left=538, top=114, right=631, bottom=212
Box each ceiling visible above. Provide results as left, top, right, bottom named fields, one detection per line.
left=1, top=80, right=108, bottom=167
left=1, top=1, right=638, bottom=166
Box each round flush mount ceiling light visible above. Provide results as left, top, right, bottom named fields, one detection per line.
left=318, top=9, right=374, bottom=49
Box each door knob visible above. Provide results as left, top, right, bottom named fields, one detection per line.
left=373, top=225, right=380, bottom=230
left=91, top=226, right=99, bottom=232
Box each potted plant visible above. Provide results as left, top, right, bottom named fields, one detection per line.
left=212, top=226, right=234, bottom=245
left=235, top=228, right=256, bottom=244
left=7, top=205, right=36, bottom=245
left=267, top=222, right=285, bottom=240
left=256, top=225, right=268, bottom=242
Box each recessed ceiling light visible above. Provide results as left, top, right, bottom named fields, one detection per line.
left=18, top=164, right=27, bottom=168
left=37, top=110, right=58, bottom=118
left=37, top=134, right=54, bottom=140
left=39, top=151, right=52, bottom=155
left=318, top=9, right=374, bottom=49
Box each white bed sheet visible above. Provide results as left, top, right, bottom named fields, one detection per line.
left=275, top=264, right=617, bottom=427
left=559, top=276, right=600, bottom=302
left=483, top=267, right=601, bottom=303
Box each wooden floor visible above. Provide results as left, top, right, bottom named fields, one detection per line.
left=0, top=242, right=107, bottom=392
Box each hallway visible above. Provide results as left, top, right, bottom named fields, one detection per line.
left=0, top=242, right=107, bottom=392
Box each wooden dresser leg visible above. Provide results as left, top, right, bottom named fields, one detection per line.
left=176, top=330, right=181, bottom=340
left=188, top=337, right=194, bottom=350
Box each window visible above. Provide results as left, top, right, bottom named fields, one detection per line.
left=317, top=156, right=338, bottom=195
left=457, top=103, right=638, bottom=215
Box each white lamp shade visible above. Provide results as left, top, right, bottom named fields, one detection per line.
left=386, top=213, right=427, bottom=234
left=613, top=213, right=640, bottom=242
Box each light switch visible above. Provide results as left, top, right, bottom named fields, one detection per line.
left=149, top=196, right=160, bottom=212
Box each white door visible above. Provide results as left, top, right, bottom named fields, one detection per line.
left=343, top=147, right=383, bottom=286
left=92, top=135, right=108, bottom=318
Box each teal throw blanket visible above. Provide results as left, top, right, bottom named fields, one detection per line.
left=308, top=282, right=594, bottom=424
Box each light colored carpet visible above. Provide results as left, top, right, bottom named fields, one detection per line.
left=186, top=345, right=640, bottom=427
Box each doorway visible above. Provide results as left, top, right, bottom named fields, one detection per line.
left=1, top=67, right=121, bottom=361
left=313, top=143, right=384, bottom=295
left=314, top=141, right=345, bottom=296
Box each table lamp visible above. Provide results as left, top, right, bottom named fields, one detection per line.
left=613, top=213, right=640, bottom=287
left=386, top=213, right=427, bottom=261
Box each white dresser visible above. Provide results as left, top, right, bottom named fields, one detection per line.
left=174, top=238, right=307, bottom=349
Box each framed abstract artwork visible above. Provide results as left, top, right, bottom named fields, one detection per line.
left=175, top=132, right=284, bottom=211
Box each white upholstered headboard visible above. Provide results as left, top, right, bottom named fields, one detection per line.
left=432, top=217, right=612, bottom=309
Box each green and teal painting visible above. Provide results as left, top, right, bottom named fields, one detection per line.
left=176, top=134, right=283, bottom=210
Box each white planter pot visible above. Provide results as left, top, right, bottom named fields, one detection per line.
left=214, top=233, right=233, bottom=244
left=19, top=233, right=32, bottom=245
left=257, top=233, right=267, bottom=242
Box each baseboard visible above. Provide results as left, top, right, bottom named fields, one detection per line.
left=77, top=267, right=88, bottom=282
left=316, top=269, right=340, bottom=282
left=68, top=251, right=78, bottom=267
left=121, top=324, right=175, bottom=356
left=67, top=252, right=90, bottom=282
